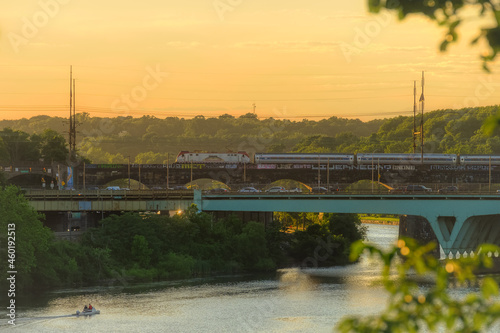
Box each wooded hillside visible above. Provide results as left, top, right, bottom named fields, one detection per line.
left=0, top=105, right=499, bottom=164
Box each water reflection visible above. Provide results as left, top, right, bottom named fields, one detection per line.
left=1, top=224, right=399, bottom=333
left=278, top=268, right=319, bottom=292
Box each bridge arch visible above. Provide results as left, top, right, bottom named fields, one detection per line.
left=102, top=178, right=148, bottom=190
left=186, top=178, right=230, bottom=190
left=263, top=179, right=311, bottom=192
left=7, top=173, right=57, bottom=189
left=344, top=180, right=391, bottom=193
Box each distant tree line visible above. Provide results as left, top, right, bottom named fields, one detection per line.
left=0, top=128, right=68, bottom=164
left=1, top=105, right=500, bottom=164
left=0, top=112, right=382, bottom=164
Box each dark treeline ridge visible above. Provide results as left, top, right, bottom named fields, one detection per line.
left=0, top=186, right=365, bottom=294
left=0, top=105, right=500, bottom=164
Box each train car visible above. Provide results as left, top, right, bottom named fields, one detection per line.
left=254, top=153, right=355, bottom=165
left=175, top=151, right=251, bottom=163
left=459, top=155, right=500, bottom=165
left=357, top=153, right=458, bottom=165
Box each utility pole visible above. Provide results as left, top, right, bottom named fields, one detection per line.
left=317, top=156, right=320, bottom=188
left=327, top=158, right=330, bottom=193
left=371, top=154, right=374, bottom=193
left=420, top=71, right=425, bottom=163
left=69, top=66, right=73, bottom=157
left=413, top=81, right=417, bottom=153
left=243, top=162, right=246, bottom=183
left=83, top=162, right=86, bottom=190
left=72, top=78, right=76, bottom=154
left=377, top=158, right=380, bottom=185
left=68, top=66, right=77, bottom=160
left=128, top=156, right=131, bottom=189
left=489, top=156, right=492, bottom=192
left=166, top=153, right=169, bottom=189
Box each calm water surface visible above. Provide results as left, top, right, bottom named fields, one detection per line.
left=1, top=224, right=403, bottom=332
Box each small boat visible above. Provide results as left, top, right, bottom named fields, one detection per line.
left=75, top=308, right=100, bottom=316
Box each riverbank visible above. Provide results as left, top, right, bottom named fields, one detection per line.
left=0, top=224, right=399, bottom=333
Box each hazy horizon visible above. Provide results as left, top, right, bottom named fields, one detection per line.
left=2, top=1, right=500, bottom=121
left=1, top=104, right=491, bottom=123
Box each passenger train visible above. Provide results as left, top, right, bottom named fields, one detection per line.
left=176, top=151, right=500, bottom=166
left=253, top=153, right=354, bottom=165
left=356, top=153, right=457, bottom=165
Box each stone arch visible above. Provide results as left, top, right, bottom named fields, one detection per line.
left=263, top=179, right=312, bottom=192
left=102, top=177, right=148, bottom=190
left=7, top=173, right=57, bottom=189
left=185, top=178, right=230, bottom=190
left=344, top=179, right=391, bottom=193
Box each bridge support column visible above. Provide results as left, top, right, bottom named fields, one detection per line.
left=410, top=213, right=500, bottom=258
left=399, top=215, right=439, bottom=258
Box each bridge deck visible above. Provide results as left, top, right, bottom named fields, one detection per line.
left=195, top=191, right=500, bottom=256
left=23, top=190, right=500, bottom=256
left=26, top=190, right=194, bottom=213
left=23, top=189, right=194, bottom=200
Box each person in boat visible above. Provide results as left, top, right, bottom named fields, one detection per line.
left=84, top=305, right=88, bottom=311
left=89, top=304, right=93, bottom=310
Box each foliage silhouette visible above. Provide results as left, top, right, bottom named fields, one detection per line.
left=337, top=238, right=500, bottom=332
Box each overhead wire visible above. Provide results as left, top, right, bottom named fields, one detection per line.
left=0, top=65, right=499, bottom=120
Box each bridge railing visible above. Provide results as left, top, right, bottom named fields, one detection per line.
left=212, top=182, right=500, bottom=194
left=203, top=190, right=500, bottom=196
left=23, top=189, right=195, bottom=200
left=21, top=186, right=500, bottom=199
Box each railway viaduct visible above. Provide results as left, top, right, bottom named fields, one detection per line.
left=3, top=162, right=500, bottom=190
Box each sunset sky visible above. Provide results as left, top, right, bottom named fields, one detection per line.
left=1, top=0, right=499, bottom=121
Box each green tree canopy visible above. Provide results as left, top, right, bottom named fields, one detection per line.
left=0, top=106, right=499, bottom=163
left=0, top=128, right=41, bottom=163
left=40, top=129, right=69, bottom=163
left=0, top=137, right=10, bottom=163
left=0, top=186, right=53, bottom=291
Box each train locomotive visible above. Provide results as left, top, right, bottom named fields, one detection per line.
left=176, top=151, right=251, bottom=163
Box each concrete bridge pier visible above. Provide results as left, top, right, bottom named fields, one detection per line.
left=412, top=213, right=500, bottom=258
left=399, top=215, right=440, bottom=258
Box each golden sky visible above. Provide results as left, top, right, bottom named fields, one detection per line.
left=1, top=0, right=499, bottom=121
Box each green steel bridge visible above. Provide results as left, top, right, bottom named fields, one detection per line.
left=24, top=189, right=500, bottom=256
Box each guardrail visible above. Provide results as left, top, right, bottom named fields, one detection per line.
left=23, top=189, right=194, bottom=200
left=202, top=191, right=500, bottom=197
left=22, top=188, right=500, bottom=200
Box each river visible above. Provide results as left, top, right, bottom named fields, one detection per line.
left=0, top=224, right=434, bottom=332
